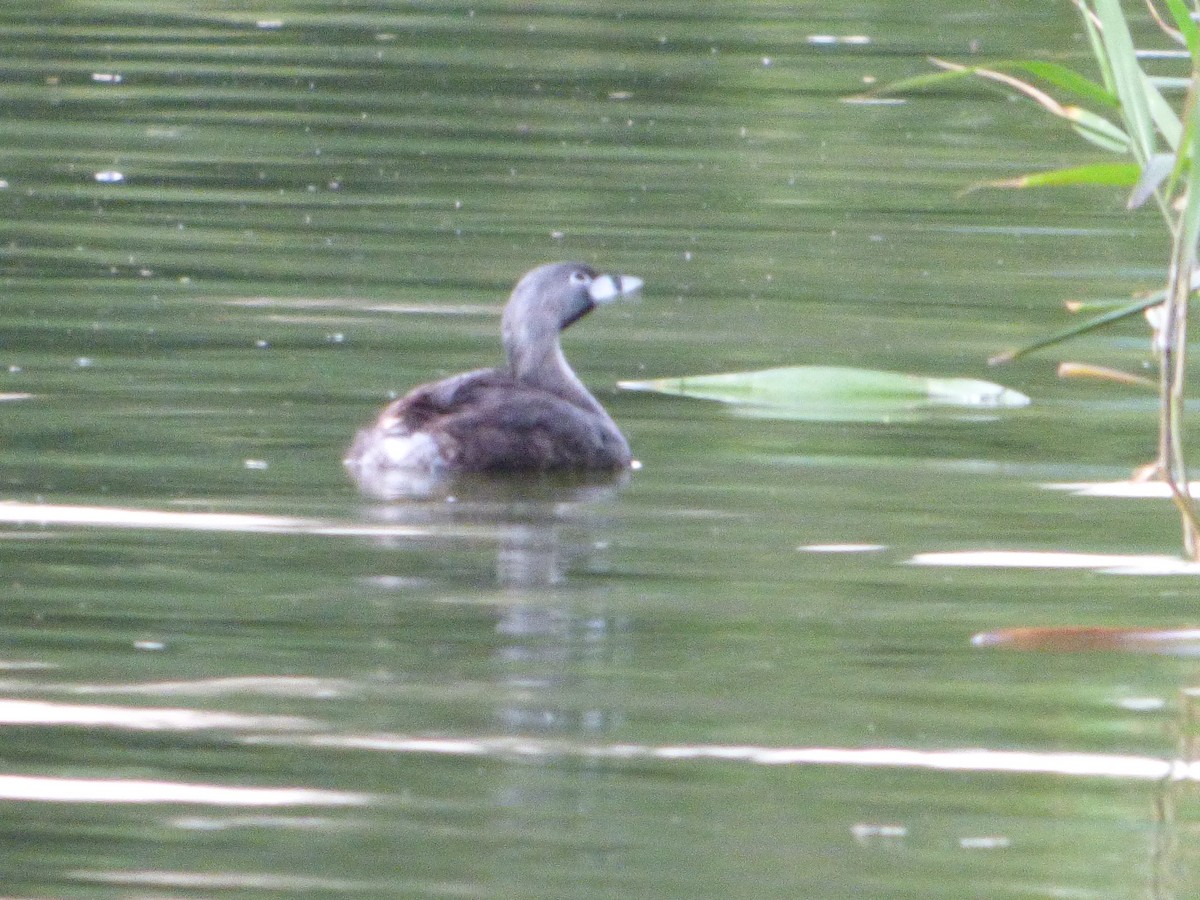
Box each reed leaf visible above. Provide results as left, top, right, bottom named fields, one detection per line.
left=1127, top=152, right=1177, bottom=208
left=876, top=58, right=1116, bottom=106
left=1163, top=0, right=1200, bottom=59
left=1018, top=60, right=1119, bottom=106
left=867, top=59, right=1111, bottom=103
left=928, top=58, right=1070, bottom=114
left=1071, top=0, right=1116, bottom=94
left=1064, top=107, right=1132, bottom=151
left=988, top=296, right=1162, bottom=365
left=1093, top=0, right=1159, bottom=160
left=965, top=162, right=1139, bottom=192
left=1144, top=75, right=1184, bottom=149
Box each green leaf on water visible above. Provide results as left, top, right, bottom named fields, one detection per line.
left=619, top=366, right=1030, bottom=422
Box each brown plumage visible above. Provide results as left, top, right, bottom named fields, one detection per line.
left=345, top=262, right=641, bottom=497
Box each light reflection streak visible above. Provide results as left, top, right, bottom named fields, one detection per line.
left=0, top=698, right=316, bottom=731
left=909, top=550, right=1200, bottom=575
left=71, top=674, right=356, bottom=698
left=254, top=733, right=1200, bottom=782
left=226, top=296, right=497, bottom=316
left=1044, top=481, right=1200, bottom=498
left=71, top=870, right=375, bottom=890
left=0, top=775, right=367, bottom=806
left=0, top=501, right=490, bottom=539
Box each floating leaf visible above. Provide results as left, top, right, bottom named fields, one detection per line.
left=1057, top=361, right=1155, bottom=388
left=973, top=625, right=1200, bottom=655
left=619, top=366, right=1029, bottom=422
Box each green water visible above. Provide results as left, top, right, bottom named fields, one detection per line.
left=1, top=1, right=1198, bottom=897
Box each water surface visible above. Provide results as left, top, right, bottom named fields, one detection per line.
left=1, top=2, right=1197, bottom=897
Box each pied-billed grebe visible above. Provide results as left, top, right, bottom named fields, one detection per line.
left=345, top=262, right=642, bottom=496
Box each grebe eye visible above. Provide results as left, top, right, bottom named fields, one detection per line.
left=569, top=270, right=591, bottom=284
